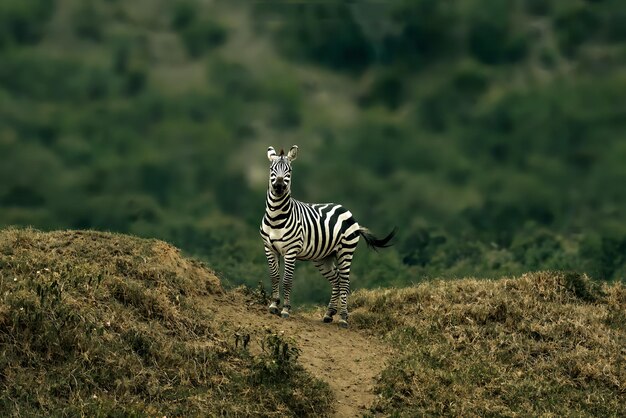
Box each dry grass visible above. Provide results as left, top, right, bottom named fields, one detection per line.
left=0, top=228, right=332, bottom=417
left=351, top=271, right=626, bottom=417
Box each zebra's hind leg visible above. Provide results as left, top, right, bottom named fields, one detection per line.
left=336, top=253, right=354, bottom=329
left=337, top=297, right=350, bottom=328
left=314, top=258, right=340, bottom=323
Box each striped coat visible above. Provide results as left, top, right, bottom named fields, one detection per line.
left=260, top=145, right=395, bottom=328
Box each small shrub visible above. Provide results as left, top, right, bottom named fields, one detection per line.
left=381, top=0, right=457, bottom=67
left=511, top=229, right=563, bottom=269
left=179, top=19, right=227, bottom=58
left=524, top=0, right=552, bottom=16
left=554, top=6, right=600, bottom=56
left=122, top=65, right=147, bottom=96
left=241, top=281, right=270, bottom=306
left=0, top=0, right=54, bottom=48
left=171, top=0, right=197, bottom=31
left=0, top=52, right=112, bottom=102
left=561, top=271, right=601, bottom=302
left=602, top=0, right=626, bottom=42
left=468, top=19, right=528, bottom=65
left=269, top=2, right=373, bottom=73
left=359, top=70, right=406, bottom=110
left=251, top=329, right=301, bottom=384
left=72, top=1, right=103, bottom=41
left=207, top=59, right=260, bottom=100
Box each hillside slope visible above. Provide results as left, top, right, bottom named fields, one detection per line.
left=350, top=271, right=626, bottom=416
left=1, top=228, right=624, bottom=417
left=0, top=228, right=336, bottom=417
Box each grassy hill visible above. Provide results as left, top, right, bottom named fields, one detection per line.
left=351, top=272, right=626, bottom=416
left=1, top=228, right=624, bottom=416
left=0, top=228, right=332, bottom=417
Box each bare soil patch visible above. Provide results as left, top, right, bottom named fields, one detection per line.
left=211, top=293, right=391, bottom=417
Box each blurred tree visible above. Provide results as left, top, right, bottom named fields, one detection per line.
left=381, top=0, right=457, bottom=67
left=467, top=0, right=528, bottom=65
left=553, top=4, right=599, bottom=56
left=72, top=1, right=103, bottom=42
left=179, top=19, right=227, bottom=58
left=265, top=1, right=374, bottom=73
left=0, top=0, right=54, bottom=48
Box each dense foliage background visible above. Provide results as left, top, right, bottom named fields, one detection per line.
left=1, top=0, right=625, bottom=304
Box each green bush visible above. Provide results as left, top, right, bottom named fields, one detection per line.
left=250, top=330, right=301, bottom=384
left=579, top=234, right=626, bottom=280
left=72, top=1, right=103, bottom=41
left=524, top=0, right=552, bottom=16
left=553, top=5, right=600, bottom=56
left=467, top=1, right=528, bottom=64
left=0, top=0, right=54, bottom=48
left=601, top=0, right=626, bottom=42
left=381, top=0, right=457, bottom=67
left=206, top=59, right=261, bottom=101
left=171, top=0, right=197, bottom=31
left=269, top=1, right=373, bottom=73
left=511, top=229, right=563, bottom=269
left=419, top=62, right=489, bottom=130
left=179, top=19, right=227, bottom=58
left=0, top=52, right=112, bottom=101
left=359, top=69, right=406, bottom=110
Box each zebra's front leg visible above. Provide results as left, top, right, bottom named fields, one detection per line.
left=280, top=254, right=297, bottom=318
left=265, top=246, right=281, bottom=315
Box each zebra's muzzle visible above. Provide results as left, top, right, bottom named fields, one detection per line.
left=272, top=182, right=286, bottom=195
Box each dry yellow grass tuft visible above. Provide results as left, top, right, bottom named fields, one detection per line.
left=351, top=271, right=626, bottom=417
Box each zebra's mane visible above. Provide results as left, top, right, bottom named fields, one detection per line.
left=279, top=149, right=285, bottom=156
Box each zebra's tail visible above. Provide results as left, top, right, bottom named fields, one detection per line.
left=359, top=227, right=396, bottom=251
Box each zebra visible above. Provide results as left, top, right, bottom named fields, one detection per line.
left=260, top=145, right=395, bottom=328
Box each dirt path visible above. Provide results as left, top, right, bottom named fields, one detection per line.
left=211, top=294, right=391, bottom=417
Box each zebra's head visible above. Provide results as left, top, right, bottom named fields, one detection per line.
left=267, top=145, right=298, bottom=197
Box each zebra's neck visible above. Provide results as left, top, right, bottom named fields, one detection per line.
left=266, top=189, right=292, bottom=216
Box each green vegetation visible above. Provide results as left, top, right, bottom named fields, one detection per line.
left=1, top=0, right=625, bottom=306
left=0, top=228, right=333, bottom=417
left=351, top=271, right=626, bottom=416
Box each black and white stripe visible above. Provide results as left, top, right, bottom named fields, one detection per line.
left=260, top=145, right=395, bottom=328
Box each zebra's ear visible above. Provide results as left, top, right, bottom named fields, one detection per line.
left=267, top=147, right=278, bottom=161
left=287, top=145, right=298, bottom=162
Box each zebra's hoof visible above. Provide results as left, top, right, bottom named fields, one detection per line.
left=269, top=306, right=280, bottom=316
left=338, top=319, right=348, bottom=329
left=323, top=315, right=334, bottom=323
left=281, top=311, right=290, bottom=319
